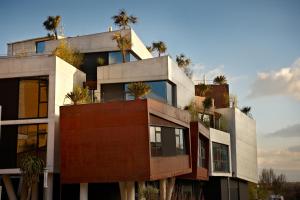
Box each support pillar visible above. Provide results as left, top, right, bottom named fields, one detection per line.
left=160, top=179, right=166, bottom=200
left=2, top=175, right=17, bottom=200
left=126, top=181, right=135, bottom=200
left=80, top=183, right=88, bottom=200
left=166, top=177, right=175, bottom=200
left=119, top=182, right=127, bottom=200
left=43, top=173, right=53, bottom=200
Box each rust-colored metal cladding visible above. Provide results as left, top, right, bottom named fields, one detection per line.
left=195, top=84, right=229, bottom=108
left=180, top=121, right=210, bottom=181
left=60, top=99, right=192, bottom=184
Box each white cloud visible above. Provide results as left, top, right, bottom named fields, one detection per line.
left=267, top=123, right=300, bottom=138
left=248, top=58, right=300, bottom=100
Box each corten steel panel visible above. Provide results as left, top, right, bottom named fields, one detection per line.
left=180, top=122, right=209, bottom=180
left=150, top=155, right=191, bottom=180
left=60, top=99, right=193, bottom=183
left=195, top=84, right=229, bottom=108
left=60, top=100, right=150, bottom=183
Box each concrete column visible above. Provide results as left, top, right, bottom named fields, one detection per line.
left=166, top=177, right=175, bottom=200
left=126, top=181, right=135, bottom=200
left=160, top=179, right=167, bottom=200
left=119, top=182, right=127, bottom=200
left=2, top=175, right=17, bottom=200
left=43, top=173, right=53, bottom=200
left=80, top=183, right=88, bottom=200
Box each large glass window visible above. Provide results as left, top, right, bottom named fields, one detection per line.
left=212, top=142, right=229, bottom=172
left=175, top=128, right=185, bottom=154
left=125, top=81, right=176, bottom=106
left=36, top=41, right=46, bottom=53
left=198, top=137, right=207, bottom=168
left=108, top=51, right=139, bottom=64
left=18, top=77, right=48, bottom=119
left=17, top=124, right=48, bottom=165
left=150, top=126, right=162, bottom=156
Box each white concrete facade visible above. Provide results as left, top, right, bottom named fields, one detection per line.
left=97, top=56, right=195, bottom=108
left=0, top=55, right=86, bottom=199
left=209, top=128, right=232, bottom=177
left=216, top=107, right=258, bottom=183
left=7, top=29, right=152, bottom=60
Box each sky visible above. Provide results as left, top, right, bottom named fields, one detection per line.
left=1, top=0, right=300, bottom=181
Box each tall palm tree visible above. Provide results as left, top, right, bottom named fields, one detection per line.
left=201, top=97, right=213, bottom=122
left=127, top=82, right=151, bottom=99
left=43, top=15, right=61, bottom=39
left=176, top=54, right=191, bottom=68
left=196, top=83, right=211, bottom=96
left=213, top=75, right=227, bottom=85
left=112, top=32, right=132, bottom=63
left=151, top=41, right=167, bottom=57
left=111, top=9, right=138, bottom=30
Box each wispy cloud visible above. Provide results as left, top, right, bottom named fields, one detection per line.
left=190, top=63, right=245, bottom=84
left=248, top=58, right=300, bottom=100
left=267, top=123, right=300, bottom=138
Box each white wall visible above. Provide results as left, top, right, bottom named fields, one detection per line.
left=7, top=29, right=152, bottom=60
left=209, top=128, right=232, bottom=177
left=97, top=56, right=195, bottom=108
left=216, top=108, right=258, bottom=183
left=0, top=55, right=85, bottom=173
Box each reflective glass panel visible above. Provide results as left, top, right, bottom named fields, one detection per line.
left=36, top=41, right=46, bottom=53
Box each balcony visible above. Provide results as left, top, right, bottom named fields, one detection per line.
left=60, top=99, right=192, bottom=183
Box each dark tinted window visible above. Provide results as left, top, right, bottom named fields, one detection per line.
left=212, top=142, right=229, bottom=172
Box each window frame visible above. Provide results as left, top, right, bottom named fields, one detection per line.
left=212, top=142, right=230, bottom=172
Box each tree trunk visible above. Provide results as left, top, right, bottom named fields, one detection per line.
left=122, top=50, right=126, bottom=63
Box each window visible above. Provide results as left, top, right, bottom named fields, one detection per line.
left=212, top=142, right=229, bottom=172
left=124, top=81, right=176, bottom=106
left=36, top=41, right=46, bottom=53
left=17, top=124, right=48, bottom=165
left=198, top=137, right=207, bottom=168
left=18, top=77, right=48, bottom=119
left=109, top=52, right=130, bottom=64
left=150, top=126, right=162, bottom=156
left=175, top=128, right=185, bottom=154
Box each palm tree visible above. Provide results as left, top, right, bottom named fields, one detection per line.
left=43, top=15, right=61, bottom=39
left=151, top=41, right=167, bottom=57
left=213, top=75, right=227, bottom=85
left=196, top=83, right=211, bottom=96
left=112, top=32, right=132, bottom=63
left=111, top=9, right=138, bottom=30
left=65, top=86, right=91, bottom=105
left=241, top=106, right=251, bottom=116
left=19, top=154, right=44, bottom=200
left=176, top=54, right=191, bottom=68
left=201, top=97, right=213, bottom=122
left=127, top=82, right=151, bottom=99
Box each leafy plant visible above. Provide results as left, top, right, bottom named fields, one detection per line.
left=19, top=154, right=44, bottom=200
left=43, top=15, right=61, bottom=39
left=201, top=97, right=213, bottom=121
left=97, top=57, right=106, bottom=66
left=184, top=100, right=200, bottom=121
left=241, top=106, right=252, bottom=116
left=112, top=32, right=132, bottom=63
left=53, top=40, right=84, bottom=69
left=65, top=86, right=91, bottom=105
left=149, top=41, right=167, bottom=57
left=213, top=75, right=227, bottom=85
left=138, top=185, right=159, bottom=200
left=176, top=54, right=191, bottom=68
left=196, top=83, right=211, bottom=96
left=111, top=9, right=138, bottom=30
left=127, top=82, right=151, bottom=100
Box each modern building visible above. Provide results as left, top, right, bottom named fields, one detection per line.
left=0, top=28, right=257, bottom=200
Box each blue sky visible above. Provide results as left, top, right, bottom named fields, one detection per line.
left=1, top=0, right=300, bottom=180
